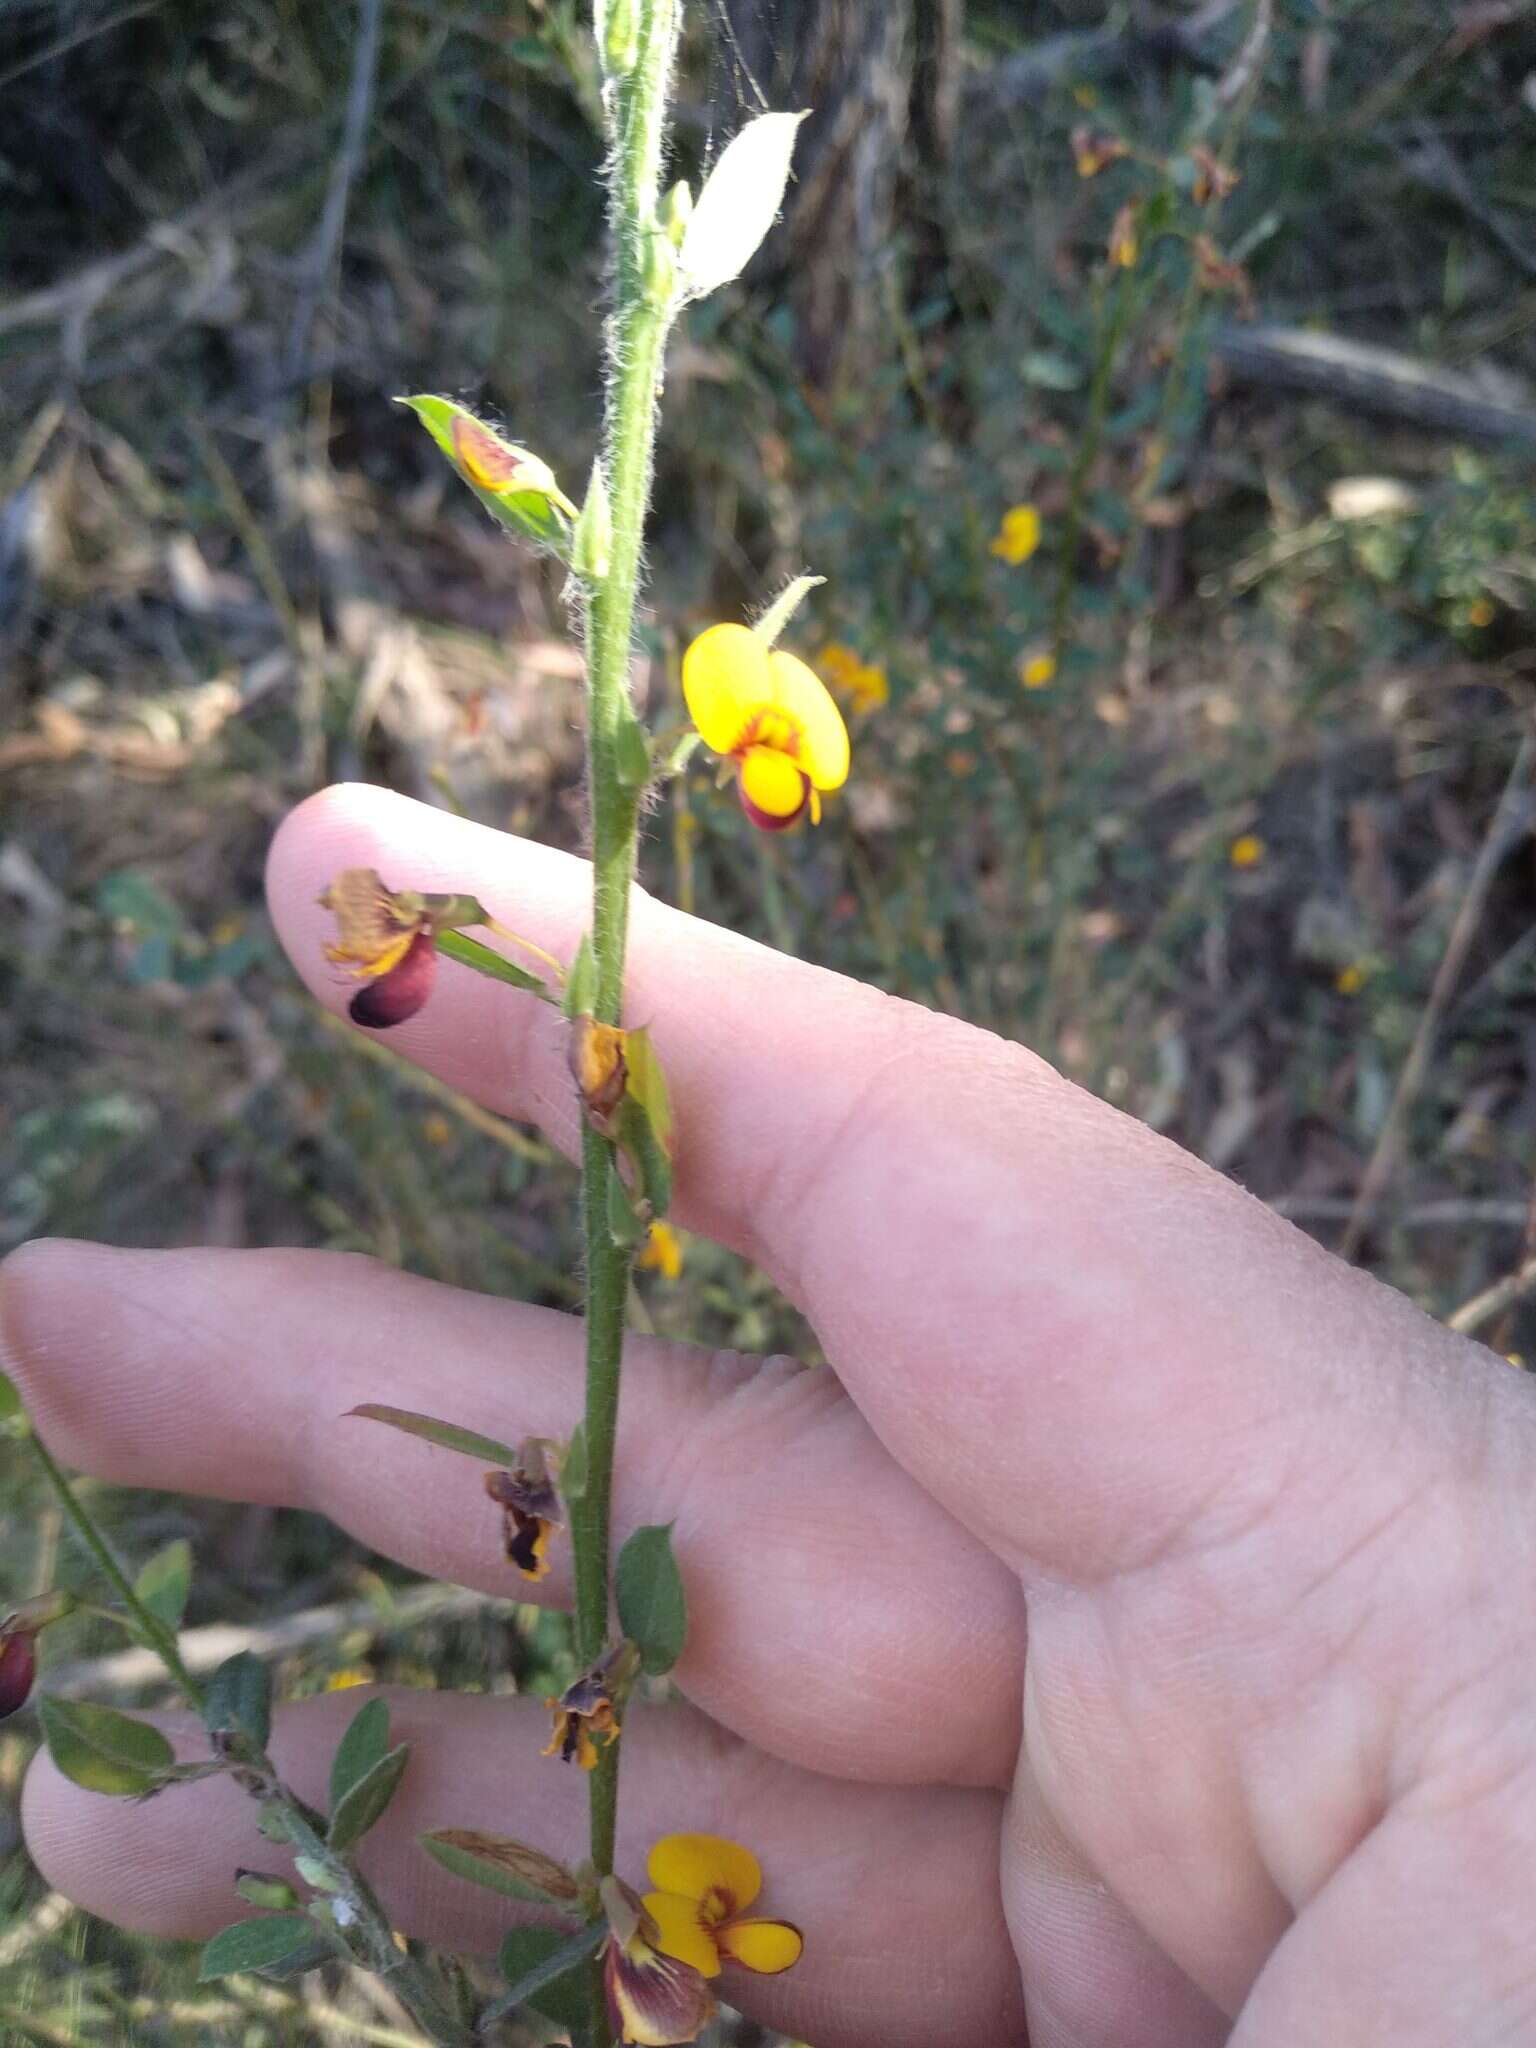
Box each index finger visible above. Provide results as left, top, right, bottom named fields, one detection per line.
left=267, top=784, right=1487, bottom=1587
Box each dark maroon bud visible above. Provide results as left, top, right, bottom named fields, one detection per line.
left=0, top=1626, right=38, bottom=1720
left=349, top=931, right=437, bottom=1028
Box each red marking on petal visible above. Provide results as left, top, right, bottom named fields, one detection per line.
left=738, top=775, right=810, bottom=833
left=0, top=1630, right=37, bottom=1721
left=349, top=931, right=437, bottom=1028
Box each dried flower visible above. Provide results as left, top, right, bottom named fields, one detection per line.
left=682, top=624, right=850, bottom=832
left=320, top=869, right=438, bottom=1028
left=484, top=1440, right=564, bottom=1582
left=1072, top=126, right=1128, bottom=178
left=637, top=1221, right=684, bottom=1281
left=1108, top=203, right=1139, bottom=269
left=542, top=1644, right=633, bottom=1769
left=1190, top=144, right=1240, bottom=206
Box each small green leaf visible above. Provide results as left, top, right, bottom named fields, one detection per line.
left=134, top=1538, right=192, bottom=1631
left=203, top=1651, right=271, bottom=1750
left=0, top=1369, right=22, bottom=1427
left=348, top=1404, right=521, bottom=1468
left=235, top=1871, right=301, bottom=1912
left=560, top=1424, right=588, bottom=1506
left=624, top=1027, right=674, bottom=1159
left=498, top=1924, right=604, bottom=2031
left=614, top=710, right=651, bottom=791
left=563, top=935, right=597, bottom=1020
left=328, top=1740, right=410, bottom=1851
left=436, top=928, right=549, bottom=998
left=198, top=1914, right=327, bottom=1982
left=615, top=1095, right=672, bottom=1220
left=421, top=1830, right=583, bottom=1907
left=572, top=457, right=612, bottom=580
left=652, top=728, right=703, bottom=781
left=329, top=1695, right=390, bottom=1814
left=614, top=1524, right=687, bottom=1676
left=607, top=1158, right=649, bottom=1249
left=38, top=1697, right=175, bottom=1797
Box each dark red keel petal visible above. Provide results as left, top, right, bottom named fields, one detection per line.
left=737, top=773, right=810, bottom=833
left=0, top=1629, right=37, bottom=1721
left=349, top=931, right=438, bottom=1028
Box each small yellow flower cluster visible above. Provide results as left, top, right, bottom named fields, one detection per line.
left=989, top=503, right=1042, bottom=566
left=816, top=641, right=890, bottom=714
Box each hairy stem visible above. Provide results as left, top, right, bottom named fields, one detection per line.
left=570, top=4, right=682, bottom=2037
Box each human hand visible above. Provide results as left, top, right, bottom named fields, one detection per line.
left=8, top=784, right=1535, bottom=2047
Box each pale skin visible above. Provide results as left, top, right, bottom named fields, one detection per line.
left=8, top=781, right=1536, bottom=2047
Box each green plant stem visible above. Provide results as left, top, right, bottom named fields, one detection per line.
left=24, top=1423, right=473, bottom=2047
left=1048, top=266, right=1134, bottom=670
left=568, top=8, right=682, bottom=2041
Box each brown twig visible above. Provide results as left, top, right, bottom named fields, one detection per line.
left=288, top=0, right=387, bottom=380
left=1447, top=1254, right=1536, bottom=1338
left=1341, top=726, right=1536, bottom=1260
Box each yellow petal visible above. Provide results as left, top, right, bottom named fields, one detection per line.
left=641, top=1893, right=722, bottom=1979
left=738, top=744, right=809, bottom=822
left=717, top=1918, right=803, bottom=1975
left=682, top=624, right=769, bottom=755
left=766, top=650, right=849, bottom=790
left=646, top=1835, right=762, bottom=1917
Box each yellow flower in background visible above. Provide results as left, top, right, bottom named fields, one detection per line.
left=1108, top=203, right=1139, bottom=269
left=323, top=1666, right=373, bottom=1691
left=1020, top=651, right=1057, bottom=689
left=1468, top=597, right=1495, bottom=628
left=682, top=624, right=850, bottom=832
left=1335, top=962, right=1368, bottom=995
left=643, top=1834, right=803, bottom=1981
left=818, top=642, right=889, bottom=714
left=1229, top=834, right=1265, bottom=870
left=638, top=1221, right=684, bottom=1281
left=989, top=504, right=1042, bottom=566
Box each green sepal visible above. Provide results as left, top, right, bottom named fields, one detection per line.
left=327, top=1741, right=410, bottom=1852
left=614, top=709, right=651, bottom=791
left=607, top=1156, right=649, bottom=1249
left=203, top=1651, right=272, bottom=1751
left=38, top=1697, right=176, bottom=1798
left=498, top=1924, right=604, bottom=2032
left=347, top=1403, right=521, bottom=1468
left=198, top=1914, right=329, bottom=1983
left=562, top=934, right=597, bottom=1020
left=560, top=1423, right=588, bottom=1506
left=133, top=1538, right=192, bottom=1632
left=573, top=458, right=612, bottom=581
left=396, top=396, right=575, bottom=556
left=651, top=728, right=703, bottom=781
left=437, top=928, right=550, bottom=999
left=614, top=1523, right=687, bottom=1676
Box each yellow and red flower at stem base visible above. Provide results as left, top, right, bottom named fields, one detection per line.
left=600, top=1879, right=718, bottom=2047
left=641, top=1833, right=803, bottom=1980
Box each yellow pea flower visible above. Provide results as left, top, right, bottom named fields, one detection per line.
left=637, top=1221, right=684, bottom=1281
left=682, top=624, right=849, bottom=832
left=1020, top=651, right=1057, bottom=689
left=989, top=504, right=1042, bottom=566
left=1229, top=834, right=1265, bottom=869
left=819, top=643, right=889, bottom=714
left=642, top=1834, right=803, bottom=1982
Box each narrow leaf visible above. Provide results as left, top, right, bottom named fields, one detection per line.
left=614, top=1524, right=688, bottom=1676
left=608, top=1159, right=649, bottom=1249
left=39, top=1697, right=175, bottom=1797
left=198, top=1914, right=327, bottom=1982
left=328, top=1741, right=410, bottom=1852
left=624, top=1027, right=674, bottom=1158
left=348, top=1404, right=521, bottom=1468
left=421, top=1829, right=582, bottom=1907
left=616, top=1095, right=673, bottom=1220
left=437, top=929, right=548, bottom=997
left=134, top=1538, right=192, bottom=1631
left=203, top=1651, right=272, bottom=1750
left=562, top=934, right=596, bottom=1020
left=560, top=1423, right=588, bottom=1506
left=680, top=111, right=807, bottom=299
left=615, top=710, right=651, bottom=791
left=497, top=1924, right=604, bottom=2031
left=329, top=1695, right=390, bottom=1814
left=0, top=1369, right=22, bottom=1426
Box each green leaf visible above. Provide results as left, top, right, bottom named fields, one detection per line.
left=134, top=1538, right=192, bottom=1631
left=38, top=1697, right=175, bottom=1797
left=95, top=869, right=184, bottom=938
left=328, top=1741, right=410, bottom=1852
left=615, top=1094, right=672, bottom=1220
left=396, top=396, right=575, bottom=556
left=614, top=1523, right=687, bottom=1676
left=437, top=928, right=548, bottom=998
left=560, top=1423, right=588, bottom=1506
left=421, top=1830, right=582, bottom=1907
left=198, top=1914, right=328, bottom=1982
left=624, top=1027, right=674, bottom=1159
left=0, top=1369, right=21, bottom=1426
left=563, top=934, right=596, bottom=1019
left=203, top=1651, right=271, bottom=1750
left=498, top=1924, right=604, bottom=2031
left=329, top=1695, right=390, bottom=1814
left=572, top=457, right=612, bottom=580
left=235, top=1871, right=301, bottom=1912
left=607, top=1158, right=648, bottom=1249
left=614, top=710, right=651, bottom=791
left=348, top=1403, right=520, bottom=1468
